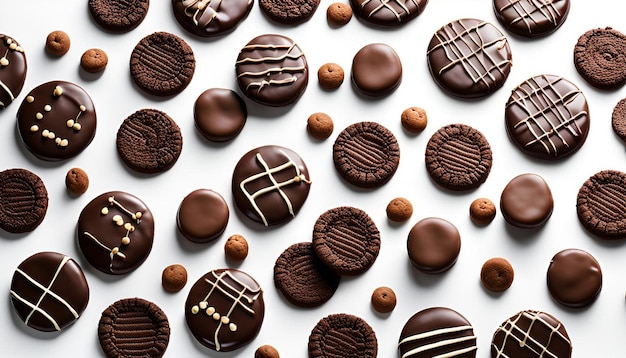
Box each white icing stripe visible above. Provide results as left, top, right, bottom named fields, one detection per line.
left=400, top=335, right=477, bottom=358
left=434, top=345, right=478, bottom=358
left=399, top=325, right=474, bottom=345
left=0, top=80, right=15, bottom=105
left=10, top=290, right=61, bottom=331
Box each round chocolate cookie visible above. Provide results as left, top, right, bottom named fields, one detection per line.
left=500, top=173, right=553, bottom=229
left=350, top=0, right=428, bottom=27
left=0, top=34, right=27, bottom=110
left=89, top=0, right=150, bottom=33
left=172, top=0, right=252, bottom=37
left=10, top=252, right=89, bottom=332
left=313, top=206, right=381, bottom=276
left=116, top=108, right=183, bottom=174
left=177, top=189, right=229, bottom=243
left=77, top=191, right=154, bottom=275
left=307, top=112, right=334, bottom=140
left=232, top=145, right=311, bottom=227
left=398, top=307, right=477, bottom=358
left=162, top=264, right=188, bottom=292
left=491, top=310, right=572, bottom=358
left=130, top=32, right=195, bottom=97
left=351, top=43, right=402, bottom=97
left=371, top=286, right=396, bottom=313
left=407, top=217, right=461, bottom=274
left=274, top=242, right=340, bottom=307
left=333, top=121, right=400, bottom=188
left=386, top=197, right=413, bottom=223
left=235, top=34, right=308, bottom=107
left=327, top=2, right=352, bottom=26
left=98, top=297, right=170, bottom=358
left=547, top=248, right=602, bottom=308
left=17, top=81, right=97, bottom=161
left=317, top=62, right=344, bottom=90
left=185, top=268, right=264, bottom=352
left=481, top=257, right=514, bottom=292
left=194, top=88, right=247, bottom=142
left=308, top=314, right=377, bottom=358
left=259, top=0, right=320, bottom=25
left=45, top=31, right=70, bottom=57
left=469, top=198, right=496, bottom=225
left=574, top=27, right=626, bottom=90
left=65, top=167, right=89, bottom=195
left=425, top=123, right=492, bottom=191
left=505, top=74, right=590, bottom=160
left=0, top=168, right=48, bottom=233
left=224, top=234, right=249, bottom=262
left=611, top=98, right=626, bottom=142
left=493, top=0, right=570, bottom=38
left=577, top=170, right=626, bottom=239
left=427, top=18, right=512, bottom=99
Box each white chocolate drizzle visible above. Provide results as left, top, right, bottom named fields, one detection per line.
left=398, top=325, right=477, bottom=358
left=236, top=42, right=306, bottom=93
left=360, top=0, right=417, bottom=22
left=0, top=36, right=24, bottom=108
left=498, top=0, right=562, bottom=34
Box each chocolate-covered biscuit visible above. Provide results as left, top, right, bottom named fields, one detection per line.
left=407, top=217, right=461, bottom=274
left=547, top=248, right=602, bottom=308
left=500, top=173, right=553, bottom=228
left=194, top=88, right=247, bottom=142
left=89, top=0, right=150, bottom=33
left=576, top=170, right=626, bottom=239
left=350, top=0, right=428, bottom=27
left=259, top=0, right=320, bottom=25
left=172, top=0, right=253, bottom=37
left=574, top=27, right=626, bottom=90
left=493, top=0, right=570, bottom=38
left=308, top=314, right=377, bottom=358
left=0, top=34, right=27, bottom=109
left=177, top=189, right=229, bottom=243
left=352, top=43, right=402, bottom=97
left=0, top=168, right=48, bottom=233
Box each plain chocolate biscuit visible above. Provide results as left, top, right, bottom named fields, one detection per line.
left=401, top=106, right=427, bottom=133
left=577, top=170, right=626, bottom=239
left=89, top=0, right=150, bottom=33
left=194, top=88, right=247, bottom=142
left=352, top=43, right=402, bottom=97
left=500, top=173, right=553, bottom=229
left=547, top=248, right=602, bottom=308
left=407, top=217, right=461, bottom=274
left=574, top=27, right=626, bottom=90
left=259, top=0, right=320, bottom=25
left=177, top=189, right=229, bottom=243
left=45, top=30, right=70, bottom=56
left=317, top=63, right=344, bottom=90
left=307, top=112, right=334, bottom=140
left=0, top=168, right=48, bottom=233
left=481, top=257, right=514, bottom=292
left=80, top=48, right=108, bottom=73
left=327, top=2, right=352, bottom=26
left=308, top=314, right=378, bottom=358
left=65, top=167, right=89, bottom=195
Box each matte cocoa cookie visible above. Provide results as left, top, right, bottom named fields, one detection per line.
left=386, top=197, right=413, bottom=222
left=307, top=112, right=334, bottom=140
left=177, top=189, right=229, bottom=243
left=0, top=34, right=27, bottom=110
left=500, top=173, right=553, bottom=228
left=547, top=248, right=602, bottom=308
left=611, top=98, right=626, bottom=142
left=162, top=264, right=188, bottom=293
left=194, top=88, right=247, bottom=142
left=308, top=314, right=377, bottom=358
left=172, top=0, right=253, bottom=37
left=45, top=31, right=70, bottom=56
left=256, top=345, right=280, bottom=358
left=224, top=234, right=249, bottom=262
left=401, top=107, right=427, bottom=133
left=493, top=0, right=570, bottom=38
left=577, top=170, right=626, bottom=239
left=574, top=27, right=626, bottom=90
left=407, top=217, right=461, bottom=274
left=317, top=63, right=344, bottom=90
left=80, top=48, right=108, bottom=73
left=371, top=286, right=396, bottom=313
left=89, top=0, right=150, bottom=33
left=65, top=167, right=89, bottom=195
left=327, top=2, right=352, bottom=26
left=352, top=43, right=402, bottom=97
left=481, top=257, right=514, bottom=292
left=351, top=0, right=428, bottom=27
left=0, top=168, right=48, bottom=233
left=469, top=197, right=496, bottom=225
left=260, top=0, right=320, bottom=25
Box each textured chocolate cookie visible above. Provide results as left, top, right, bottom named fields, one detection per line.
left=10, top=252, right=89, bottom=332
left=173, top=0, right=253, bottom=37
left=500, top=173, right=553, bottom=228
left=0, top=34, right=27, bottom=109
left=65, top=167, right=89, bottom=195
left=493, top=0, right=570, bottom=38
left=194, top=88, right=247, bottom=142
left=398, top=307, right=477, bottom=358
left=313, top=206, right=380, bottom=276
left=0, top=168, right=48, bottom=233
left=401, top=106, right=428, bottom=133
left=577, top=170, right=626, bottom=239
left=492, top=310, right=572, bottom=358
left=469, top=197, right=496, bottom=225
left=327, top=2, right=352, bottom=26
left=350, top=0, right=428, bottom=27
left=17, top=81, right=97, bottom=161
left=371, top=286, right=396, bottom=313
left=130, top=32, right=195, bottom=96
left=98, top=298, right=170, bottom=358
left=308, top=314, right=377, bottom=358
left=611, top=98, right=626, bottom=142
left=407, top=217, right=461, bottom=274
left=259, top=0, right=320, bottom=25
left=481, top=257, right=514, bottom=292
left=333, top=121, right=400, bottom=188
left=386, top=197, right=413, bottom=222
left=574, top=27, right=626, bottom=90
left=116, top=108, right=182, bottom=174
left=317, top=62, right=344, bottom=90
left=505, top=74, right=589, bottom=160
left=274, top=242, right=341, bottom=307
left=425, top=124, right=492, bottom=191
left=177, top=189, right=229, bottom=243
left=162, top=264, right=188, bottom=292
left=80, top=48, right=108, bottom=73
left=307, top=112, right=334, bottom=140
left=45, top=31, right=70, bottom=56
left=89, top=0, right=150, bottom=33
left=352, top=43, right=402, bottom=97
left=427, top=18, right=512, bottom=98
left=547, top=248, right=602, bottom=308
left=224, top=234, right=249, bottom=262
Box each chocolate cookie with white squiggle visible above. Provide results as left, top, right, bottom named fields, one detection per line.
left=172, top=0, right=253, bottom=37
left=350, top=0, right=428, bottom=27
left=0, top=34, right=26, bottom=109
left=493, top=0, right=570, bottom=38
left=235, top=34, right=308, bottom=107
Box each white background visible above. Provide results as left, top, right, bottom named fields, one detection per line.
left=1, top=0, right=626, bottom=357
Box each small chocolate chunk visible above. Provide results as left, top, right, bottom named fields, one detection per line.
left=224, top=234, right=249, bottom=262
left=307, top=112, right=334, bottom=140
left=371, top=286, right=396, bottom=313
left=65, top=167, right=89, bottom=195
left=162, top=264, right=188, bottom=293
left=481, top=257, right=514, bottom=292
left=45, top=31, right=70, bottom=56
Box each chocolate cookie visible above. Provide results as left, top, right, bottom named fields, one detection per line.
left=274, top=242, right=341, bottom=307
left=407, top=217, right=461, bottom=274
left=351, top=43, right=402, bottom=97
left=547, top=248, right=602, bottom=308
left=350, top=0, right=428, bottom=27
left=80, top=48, right=108, bottom=73
left=162, top=264, right=188, bottom=292
left=500, top=173, right=553, bottom=228
left=491, top=310, right=572, bottom=358
left=177, top=189, right=229, bottom=243
left=0, top=168, right=48, bottom=233
left=317, top=62, right=344, bottom=90
left=386, top=197, right=413, bottom=222
left=577, top=170, right=626, bottom=239
left=172, top=0, right=253, bottom=37
left=425, top=124, right=492, bottom=191
left=493, top=0, right=570, bottom=38
left=398, top=307, right=477, bottom=358
left=0, top=34, right=27, bottom=109
left=235, top=34, right=308, bottom=107
left=469, top=197, right=496, bottom=225
left=116, top=108, right=183, bottom=174
left=327, top=2, right=352, bottom=26
left=77, top=191, right=154, bottom=275
left=256, top=345, right=279, bottom=358
left=98, top=298, right=170, bottom=358
left=10, top=252, right=89, bottom=332
left=17, top=81, right=97, bottom=161
left=45, top=31, right=70, bottom=56
left=185, top=269, right=264, bottom=352
left=89, top=0, right=150, bottom=33
left=65, top=167, right=89, bottom=195
left=611, top=98, right=626, bottom=142
left=427, top=18, right=512, bottom=98
left=333, top=121, right=400, bottom=188
left=194, top=88, right=247, bottom=142
left=232, top=145, right=311, bottom=227
left=401, top=106, right=427, bottom=134
left=306, top=112, right=334, bottom=140
left=308, top=314, right=377, bottom=358
left=481, top=257, right=514, bottom=292
left=259, top=0, right=320, bottom=25
left=574, top=27, right=626, bottom=90
left=224, top=234, right=249, bottom=262
left=130, top=32, right=195, bottom=96
left=505, top=74, right=590, bottom=160
left=371, top=286, right=396, bottom=313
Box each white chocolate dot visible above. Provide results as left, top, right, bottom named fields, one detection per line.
left=41, top=129, right=50, bottom=137
left=36, top=112, right=43, bottom=120
left=124, top=223, right=132, bottom=230
left=44, top=104, right=51, bottom=112
left=66, top=119, right=75, bottom=127
left=0, top=57, right=8, bottom=66
left=30, top=125, right=39, bottom=132
left=26, top=96, right=34, bottom=103
left=212, top=312, right=221, bottom=321
left=108, top=196, right=115, bottom=203
left=53, top=86, right=63, bottom=97
left=8, top=42, right=16, bottom=50
left=55, top=138, right=61, bottom=145
left=73, top=123, right=82, bottom=131
left=229, top=323, right=237, bottom=332
left=101, top=207, right=109, bottom=215
left=79, top=105, right=86, bottom=112
left=47, top=131, right=56, bottom=139
left=135, top=212, right=142, bottom=219
left=112, top=247, right=119, bottom=255
left=121, top=237, right=131, bottom=245
left=59, top=139, right=69, bottom=147
left=191, top=306, right=199, bottom=314
left=6, top=38, right=12, bottom=45
left=221, top=316, right=230, bottom=325
left=199, top=302, right=208, bottom=310
left=198, top=2, right=206, bottom=10
left=206, top=307, right=215, bottom=315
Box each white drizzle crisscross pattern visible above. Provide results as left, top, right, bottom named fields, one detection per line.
left=498, top=0, right=562, bottom=33
left=236, top=43, right=306, bottom=93
left=398, top=325, right=477, bottom=358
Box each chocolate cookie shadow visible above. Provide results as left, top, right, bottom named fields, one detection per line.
left=405, top=260, right=450, bottom=288
left=175, top=225, right=222, bottom=254
left=78, top=66, right=105, bottom=82
left=576, top=222, right=626, bottom=248
left=7, top=298, right=63, bottom=339
left=193, top=127, right=236, bottom=149
left=349, top=79, right=399, bottom=102
left=0, top=230, right=30, bottom=240
left=503, top=221, right=545, bottom=245
left=234, top=91, right=297, bottom=119
left=181, top=315, right=246, bottom=357
left=478, top=280, right=508, bottom=299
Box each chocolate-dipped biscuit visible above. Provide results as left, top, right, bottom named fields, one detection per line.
left=0, top=34, right=27, bottom=109
left=194, top=88, right=247, bottom=142
left=407, top=217, right=461, bottom=274
left=427, top=18, right=512, bottom=99
left=574, top=27, right=626, bottom=90
left=172, top=0, right=253, bottom=37
left=89, top=0, right=150, bottom=33
left=500, top=173, right=553, bottom=228
left=0, top=168, right=48, bottom=233
left=185, top=269, right=264, bottom=352
left=17, top=81, right=97, bottom=161
left=259, top=0, right=320, bottom=25
left=493, top=0, right=570, bottom=38
left=577, top=170, right=626, bottom=239
left=350, top=0, right=428, bottom=27
left=547, top=248, right=602, bottom=308
left=308, top=314, right=378, bottom=358
left=177, top=189, right=229, bottom=243
left=351, top=43, right=402, bottom=97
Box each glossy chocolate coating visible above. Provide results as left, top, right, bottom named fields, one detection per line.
left=352, top=43, right=402, bottom=97
left=185, top=269, right=264, bottom=352
left=350, top=0, right=428, bottom=27
left=0, top=34, right=27, bottom=109
left=17, top=81, right=96, bottom=161
left=399, top=307, right=477, bottom=358
left=500, top=173, right=553, bottom=228
left=172, top=0, right=253, bottom=37
left=177, top=189, right=229, bottom=243
left=235, top=34, right=308, bottom=107
left=194, top=88, right=247, bottom=142
left=10, top=252, right=89, bottom=332
left=547, top=248, right=602, bottom=308
left=407, top=217, right=461, bottom=274
left=77, top=191, right=154, bottom=275
left=505, top=74, right=589, bottom=160
left=427, top=18, right=512, bottom=99
left=493, top=0, right=570, bottom=38
left=232, top=145, right=311, bottom=226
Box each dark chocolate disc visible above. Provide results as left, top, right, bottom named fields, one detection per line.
left=308, top=314, right=377, bottom=358
left=574, top=27, right=626, bottom=90
left=351, top=43, right=402, bottom=97
left=17, top=81, right=97, bottom=161
left=177, top=189, right=229, bottom=243
left=500, top=173, right=553, bottom=228
left=185, top=269, right=264, bottom=352
left=493, top=0, right=570, bottom=38
left=407, top=217, right=461, bottom=274
left=0, top=34, right=27, bottom=110
left=547, top=248, right=602, bottom=308
left=350, top=0, right=428, bottom=27
left=194, top=88, right=247, bottom=142
left=576, top=170, right=626, bottom=239
left=10, top=252, right=89, bottom=332
left=172, top=0, right=253, bottom=37
left=427, top=18, right=512, bottom=99
left=0, top=168, right=48, bottom=233
left=89, top=0, right=150, bottom=33
left=505, top=74, right=590, bottom=160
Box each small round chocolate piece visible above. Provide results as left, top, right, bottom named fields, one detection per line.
left=480, top=257, right=514, bottom=292
left=307, top=112, right=334, bottom=140
left=194, top=88, right=247, bottom=142
left=259, top=0, right=320, bottom=25
left=469, top=198, right=496, bottom=225
left=177, top=189, right=229, bottom=243
left=574, top=27, right=626, bottom=90
left=401, top=107, right=427, bottom=133
left=493, top=0, right=570, bottom=38
left=308, top=314, right=377, bottom=358
left=611, top=98, right=626, bottom=142
left=317, top=62, right=344, bottom=90
left=255, top=345, right=280, bottom=358
left=547, top=249, right=602, bottom=308
left=371, top=286, right=396, bottom=313
left=577, top=170, right=626, bottom=239
left=0, top=168, right=48, bottom=233
left=172, top=0, right=253, bottom=37
left=386, top=197, right=413, bottom=223
left=0, top=34, right=27, bottom=110
left=327, top=2, right=352, bottom=26
left=224, top=234, right=249, bottom=262
left=80, top=48, right=108, bottom=73
left=351, top=0, right=427, bottom=27
left=407, top=217, right=461, bottom=274
left=65, top=167, right=89, bottom=195
left=45, top=31, right=70, bottom=56
left=500, top=173, right=553, bottom=229
left=352, top=43, right=402, bottom=97
left=89, top=0, right=149, bottom=33
left=162, top=264, right=188, bottom=293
